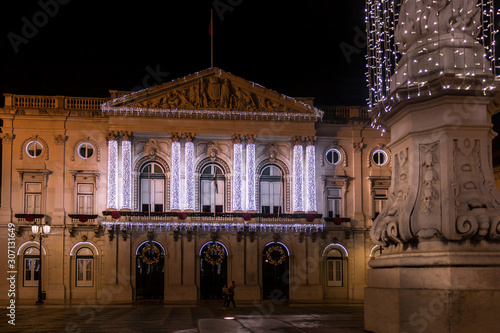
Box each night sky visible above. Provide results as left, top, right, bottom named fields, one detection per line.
left=0, top=1, right=368, bottom=106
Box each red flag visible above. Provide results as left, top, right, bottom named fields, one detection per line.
left=209, top=15, right=212, bottom=35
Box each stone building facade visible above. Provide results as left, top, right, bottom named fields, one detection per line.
left=0, top=68, right=390, bottom=304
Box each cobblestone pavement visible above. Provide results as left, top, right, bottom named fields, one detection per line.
left=2, top=302, right=367, bottom=333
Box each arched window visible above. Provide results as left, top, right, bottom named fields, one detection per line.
left=24, top=247, right=40, bottom=287
left=259, top=165, right=283, bottom=214
left=140, top=162, right=165, bottom=212
left=326, top=148, right=342, bottom=165
left=200, top=164, right=225, bottom=213
left=326, top=248, right=343, bottom=287
left=78, top=143, right=95, bottom=159
left=76, top=248, right=93, bottom=287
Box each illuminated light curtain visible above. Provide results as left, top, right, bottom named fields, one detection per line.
left=106, top=132, right=118, bottom=209
left=121, top=133, right=132, bottom=210
left=246, top=135, right=256, bottom=211
left=232, top=134, right=243, bottom=211
left=184, top=134, right=195, bottom=210
left=305, top=137, right=317, bottom=212
left=292, top=136, right=304, bottom=212
left=170, top=135, right=181, bottom=210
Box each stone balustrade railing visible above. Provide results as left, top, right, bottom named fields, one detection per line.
left=3, top=94, right=109, bottom=111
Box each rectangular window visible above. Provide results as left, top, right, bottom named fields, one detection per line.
left=326, top=259, right=342, bottom=287
left=25, top=182, right=42, bottom=214
left=201, top=179, right=224, bottom=213
left=76, top=258, right=93, bottom=287
left=77, top=183, right=94, bottom=214
left=141, top=179, right=164, bottom=212
left=24, top=258, right=40, bottom=287
left=327, top=188, right=342, bottom=218
left=373, top=188, right=388, bottom=219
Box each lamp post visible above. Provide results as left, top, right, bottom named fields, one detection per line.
left=31, top=221, right=51, bottom=304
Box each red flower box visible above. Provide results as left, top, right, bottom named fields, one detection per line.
left=306, top=214, right=315, bottom=223
left=243, top=213, right=252, bottom=221
left=334, top=217, right=342, bottom=225
left=25, top=214, right=35, bottom=222
left=111, top=211, right=121, bottom=220
left=178, top=212, right=187, bottom=220
left=79, top=215, right=88, bottom=223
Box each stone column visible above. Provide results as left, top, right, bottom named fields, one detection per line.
left=0, top=132, right=14, bottom=218
left=305, top=136, right=317, bottom=213
left=170, top=133, right=181, bottom=211
left=292, top=136, right=304, bottom=213
left=120, top=132, right=132, bottom=210
left=106, top=131, right=119, bottom=210
left=352, top=141, right=365, bottom=225
left=365, top=1, right=500, bottom=332
left=184, top=133, right=195, bottom=211
left=246, top=135, right=257, bottom=212
left=232, top=134, right=243, bottom=212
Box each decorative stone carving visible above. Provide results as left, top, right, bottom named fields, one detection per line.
left=144, top=139, right=161, bottom=158
left=0, top=133, right=14, bottom=143
left=171, top=132, right=181, bottom=142
left=107, top=226, right=114, bottom=241
left=147, top=229, right=154, bottom=241
left=453, top=139, right=500, bottom=241
left=266, top=144, right=279, bottom=162
left=305, top=136, right=317, bottom=146
left=120, top=131, right=132, bottom=141
left=206, top=141, right=221, bottom=161
left=106, top=131, right=118, bottom=142
left=291, top=136, right=303, bottom=146
left=184, top=133, right=195, bottom=142
left=211, top=231, right=219, bottom=242
left=353, top=141, right=365, bottom=152
left=121, top=225, right=127, bottom=241
left=186, top=229, right=193, bottom=242
left=370, top=147, right=411, bottom=246
left=54, top=134, right=66, bottom=145
left=231, top=134, right=243, bottom=144
left=273, top=232, right=280, bottom=243
left=245, top=134, right=256, bottom=145
left=395, top=0, right=481, bottom=53
left=93, top=226, right=100, bottom=238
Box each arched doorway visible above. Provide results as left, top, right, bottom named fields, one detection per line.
left=200, top=242, right=227, bottom=300
left=136, top=241, right=165, bottom=300
left=262, top=242, right=289, bottom=299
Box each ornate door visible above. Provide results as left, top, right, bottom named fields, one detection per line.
left=136, top=242, right=164, bottom=300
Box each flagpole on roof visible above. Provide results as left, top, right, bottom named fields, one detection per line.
left=210, top=9, right=214, bottom=68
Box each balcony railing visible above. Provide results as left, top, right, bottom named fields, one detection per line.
left=101, top=211, right=324, bottom=232
left=68, top=214, right=99, bottom=224
left=4, top=94, right=109, bottom=111
left=14, top=214, right=45, bottom=224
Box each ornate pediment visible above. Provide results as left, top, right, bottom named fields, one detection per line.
left=101, top=68, right=323, bottom=121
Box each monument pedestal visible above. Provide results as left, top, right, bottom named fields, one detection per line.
left=365, top=245, right=500, bottom=333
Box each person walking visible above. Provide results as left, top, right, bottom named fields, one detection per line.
left=228, top=281, right=236, bottom=308
left=222, top=285, right=229, bottom=309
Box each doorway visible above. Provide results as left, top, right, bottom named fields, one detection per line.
left=136, top=241, right=164, bottom=300
left=262, top=242, right=289, bottom=299
left=200, top=242, right=227, bottom=299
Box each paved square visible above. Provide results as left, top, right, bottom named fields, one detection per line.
left=2, top=303, right=367, bottom=332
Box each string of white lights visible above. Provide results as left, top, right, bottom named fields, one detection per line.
left=185, top=141, right=195, bottom=210
left=101, top=221, right=324, bottom=233
left=293, top=144, right=304, bottom=212
left=121, top=140, right=132, bottom=210
left=106, top=139, right=118, bottom=209
left=171, top=141, right=181, bottom=210
left=305, top=145, right=317, bottom=212
left=246, top=143, right=256, bottom=211
left=233, top=143, right=243, bottom=211
left=366, top=0, right=498, bottom=127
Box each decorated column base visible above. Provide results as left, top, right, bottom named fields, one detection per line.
left=365, top=248, right=500, bottom=333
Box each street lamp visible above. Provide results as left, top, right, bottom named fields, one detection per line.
left=31, top=221, right=51, bottom=304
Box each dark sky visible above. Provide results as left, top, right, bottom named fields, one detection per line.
left=0, top=1, right=368, bottom=106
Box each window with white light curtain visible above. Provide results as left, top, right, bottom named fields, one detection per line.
left=140, top=162, right=166, bottom=212
left=259, top=165, right=283, bottom=214
left=200, top=164, right=225, bottom=213
left=326, top=248, right=343, bottom=287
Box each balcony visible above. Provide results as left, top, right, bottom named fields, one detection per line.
left=14, top=214, right=45, bottom=225
left=68, top=214, right=99, bottom=225
left=101, top=211, right=324, bottom=233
